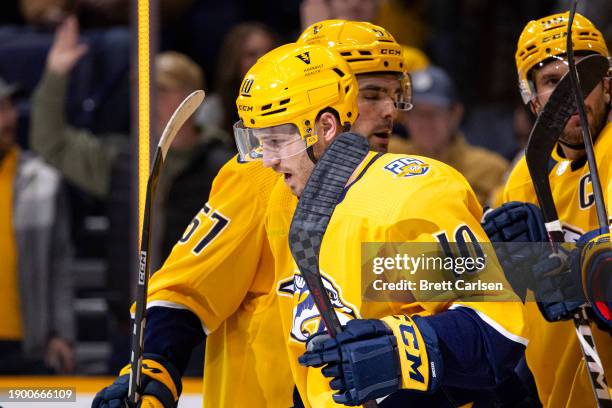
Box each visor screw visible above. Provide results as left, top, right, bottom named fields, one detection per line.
left=306, top=127, right=312, bottom=133
left=250, top=119, right=255, bottom=125
left=384, top=61, right=389, bottom=67
left=304, top=120, right=311, bottom=126
left=545, top=48, right=551, bottom=54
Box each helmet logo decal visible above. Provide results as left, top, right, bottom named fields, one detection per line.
left=313, top=24, right=322, bottom=34
left=372, top=28, right=386, bottom=37
left=296, top=51, right=311, bottom=64
left=240, top=78, right=254, bottom=96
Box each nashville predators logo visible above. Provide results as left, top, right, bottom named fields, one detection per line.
left=296, top=51, right=311, bottom=64
left=278, top=272, right=358, bottom=342
left=384, top=157, right=430, bottom=178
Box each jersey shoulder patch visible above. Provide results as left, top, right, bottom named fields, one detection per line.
left=383, top=157, right=430, bottom=178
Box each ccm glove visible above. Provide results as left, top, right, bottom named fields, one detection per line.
left=92, top=353, right=182, bottom=408
left=482, top=202, right=548, bottom=300
left=298, top=316, right=442, bottom=406
left=573, top=228, right=612, bottom=331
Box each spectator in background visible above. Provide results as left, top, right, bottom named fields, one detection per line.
left=300, top=0, right=381, bottom=29
left=0, top=76, right=75, bottom=375
left=197, top=22, right=279, bottom=136
left=30, top=16, right=232, bottom=372
left=390, top=65, right=509, bottom=205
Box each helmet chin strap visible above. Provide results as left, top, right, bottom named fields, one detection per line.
left=306, top=145, right=318, bottom=164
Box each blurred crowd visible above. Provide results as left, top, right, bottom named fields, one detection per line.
left=0, top=0, right=610, bottom=376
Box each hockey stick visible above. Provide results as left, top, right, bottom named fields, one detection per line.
left=566, top=4, right=612, bottom=406
left=128, top=90, right=205, bottom=407
left=524, top=54, right=612, bottom=406
left=567, top=0, right=610, bottom=233
left=288, top=132, right=380, bottom=407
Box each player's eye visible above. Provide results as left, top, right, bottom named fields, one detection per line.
left=362, top=91, right=382, bottom=100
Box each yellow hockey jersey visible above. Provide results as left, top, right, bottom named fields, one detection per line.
left=267, top=151, right=527, bottom=407
left=502, top=122, right=612, bottom=408
left=146, top=156, right=293, bottom=407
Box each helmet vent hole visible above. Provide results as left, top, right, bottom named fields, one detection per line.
left=250, top=119, right=255, bottom=124
left=261, top=103, right=272, bottom=111
left=261, top=108, right=287, bottom=116
left=333, top=68, right=345, bottom=77
left=358, top=50, right=372, bottom=56
left=384, top=61, right=389, bottom=67
left=400, top=62, right=404, bottom=68
left=280, top=98, right=290, bottom=105
left=545, top=48, right=551, bottom=54
left=340, top=52, right=352, bottom=57
left=345, top=85, right=349, bottom=93
left=347, top=112, right=352, bottom=118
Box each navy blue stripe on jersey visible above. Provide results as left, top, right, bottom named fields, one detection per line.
left=337, top=152, right=384, bottom=204
left=423, top=307, right=525, bottom=389
left=143, top=306, right=205, bottom=375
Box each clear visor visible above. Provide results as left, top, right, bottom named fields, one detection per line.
left=523, top=55, right=593, bottom=104
left=397, top=72, right=413, bottom=111
left=233, top=120, right=308, bottom=162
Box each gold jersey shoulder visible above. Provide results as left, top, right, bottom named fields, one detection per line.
left=147, top=156, right=292, bottom=407
left=270, top=152, right=525, bottom=407
left=502, top=125, right=612, bottom=407
left=504, top=123, right=612, bottom=238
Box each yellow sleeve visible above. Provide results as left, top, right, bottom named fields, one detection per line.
left=387, top=163, right=527, bottom=341
left=145, top=157, right=279, bottom=332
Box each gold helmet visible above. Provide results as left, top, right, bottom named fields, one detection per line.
left=234, top=42, right=358, bottom=161
left=298, top=19, right=411, bottom=111
left=516, top=12, right=609, bottom=104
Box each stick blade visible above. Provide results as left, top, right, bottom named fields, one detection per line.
left=158, top=89, right=206, bottom=158
left=525, top=54, right=608, bottom=223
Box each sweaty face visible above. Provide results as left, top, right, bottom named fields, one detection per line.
left=532, top=58, right=609, bottom=147
left=267, top=148, right=314, bottom=197
left=355, top=74, right=401, bottom=152
left=0, top=97, right=17, bottom=155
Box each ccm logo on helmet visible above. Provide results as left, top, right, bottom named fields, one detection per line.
left=542, top=31, right=568, bottom=43
left=381, top=49, right=401, bottom=55
left=238, top=105, right=253, bottom=112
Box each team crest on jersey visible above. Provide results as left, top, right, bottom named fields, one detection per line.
left=278, top=271, right=358, bottom=342
left=384, top=157, right=430, bottom=178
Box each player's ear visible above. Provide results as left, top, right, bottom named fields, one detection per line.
left=316, top=111, right=339, bottom=145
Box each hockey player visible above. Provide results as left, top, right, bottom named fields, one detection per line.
left=93, top=21, right=412, bottom=408
left=235, top=42, right=527, bottom=406
left=491, top=12, right=612, bottom=407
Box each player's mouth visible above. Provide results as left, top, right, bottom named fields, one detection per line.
left=369, top=130, right=391, bottom=148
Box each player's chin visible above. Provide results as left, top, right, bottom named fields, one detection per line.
left=367, top=134, right=390, bottom=153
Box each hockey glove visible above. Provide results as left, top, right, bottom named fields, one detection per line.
left=298, top=316, right=442, bottom=406
left=573, top=228, right=612, bottom=332
left=92, top=353, right=182, bottom=408
left=532, top=245, right=585, bottom=322
left=482, top=202, right=548, bottom=300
